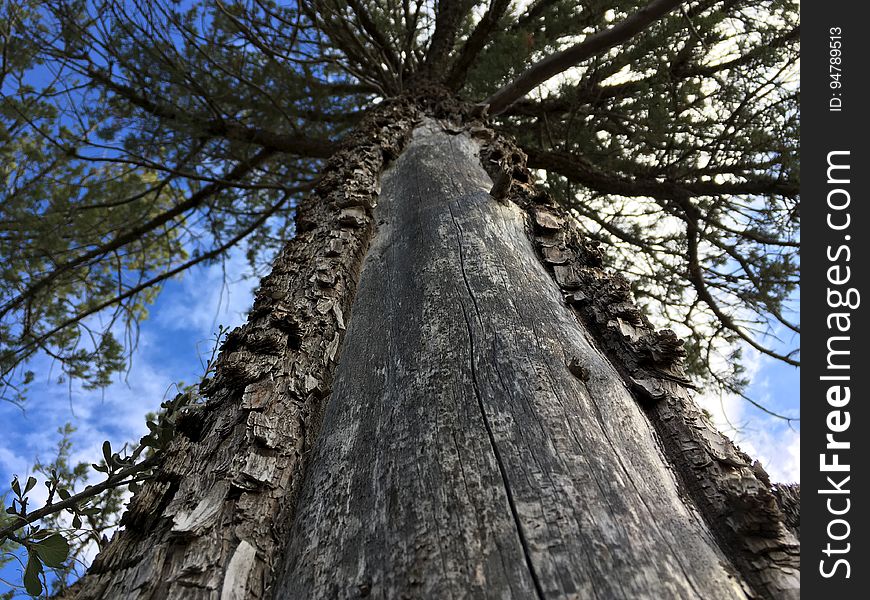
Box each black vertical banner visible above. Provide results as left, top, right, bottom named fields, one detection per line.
left=802, top=2, right=869, bottom=597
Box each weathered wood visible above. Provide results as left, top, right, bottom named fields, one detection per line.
left=273, top=120, right=750, bottom=599
left=773, top=484, right=800, bottom=540
left=477, top=130, right=800, bottom=598
left=67, top=97, right=798, bottom=599
left=66, top=99, right=420, bottom=600
left=497, top=168, right=802, bottom=598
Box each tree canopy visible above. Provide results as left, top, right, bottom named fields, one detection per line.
left=1, top=0, right=798, bottom=408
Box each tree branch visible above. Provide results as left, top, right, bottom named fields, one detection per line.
left=484, top=0, right=685, bottom=115
left=683, top=204, right=799, bottom=366
left=0, top=149, right=274, bottom=322
left=86, top=67, right=338, bottom=158
left=5, top=187, right=304, bottom=370
left=0, top=453, right=161, bottom=542
left=424, top=0, right=475, bottom=75
left=347, top=0, right=402, bottom=75
left=523, top=146, right=799, bottom=200
left=445, top=0, right=510, bottom=90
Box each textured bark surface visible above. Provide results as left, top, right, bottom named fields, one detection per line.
left=773, top=484, right=800, bottom=540
left=478, top=131, right=801, bottom=598
left=67, top=98, right=800, bottom=599
left=67, top=99, right=420, bottom=600
left=513, top=197, right=801, bottom=600
left=273, top=120, right=753, bottom=599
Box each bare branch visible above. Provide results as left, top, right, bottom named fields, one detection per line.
left=445, top=0, right=510, bottom=90
left=484, top=0, right=685, bottom=115
left=682, top=203, right=799, bottom=366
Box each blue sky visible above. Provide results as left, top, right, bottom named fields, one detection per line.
left=0, top=248, right=258, bottom=594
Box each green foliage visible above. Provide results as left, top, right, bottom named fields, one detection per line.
left=0, top=401, right=199, bottom=595
left=0, top=424, right=125, bottom=596
left=0, top=0, right=339, bottom=402
left=1, top=0, right=799, bottom=404
left=3, top=476, right=72, bottom=598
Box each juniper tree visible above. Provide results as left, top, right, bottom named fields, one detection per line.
left=1, top=0, right=799, bottom=598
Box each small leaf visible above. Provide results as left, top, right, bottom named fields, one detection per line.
left=29, top=529, right=51, bottom=541
left=23, top=551, right=43, bottom=596
left=32, top=533, right=69, bottom=568
left=111, top=453, right=132, bottom=468
left=72, top=514, right=82, bottom=529
left=24, top=477, right=37, bottom=494
left=58, top=488, right=71, bottom=500
left=102, top=441, right=112, bottom=465
left=11, top=477, right=21, bottom=497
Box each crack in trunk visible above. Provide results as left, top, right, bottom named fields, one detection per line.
left=273, top=117, right=753, bottom=599
left=449, top=202, right=546, bottom=600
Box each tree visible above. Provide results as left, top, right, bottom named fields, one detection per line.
left=0, top=0, right=799, bottom=598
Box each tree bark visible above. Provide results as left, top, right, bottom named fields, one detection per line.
left=66, top=98, right=421, bottom=600
left=271, top=119, right=797, bottom=598
left=68, top=99, right=799, bottom=599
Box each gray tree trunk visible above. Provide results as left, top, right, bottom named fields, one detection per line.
left=68, top=98, right=799, bottom=599
left=272, top=119, right=798, bottom=599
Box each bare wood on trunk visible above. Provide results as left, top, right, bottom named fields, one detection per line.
left=273, top=120, right=752, bottom=599
left=482, top=131, right=801, bottom=599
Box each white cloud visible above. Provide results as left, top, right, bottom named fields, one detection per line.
left=155, top=247, right=259, bottom=338
left=0, top=446, right=31, bottom=485
left=694, top=348, right=800, bottom=484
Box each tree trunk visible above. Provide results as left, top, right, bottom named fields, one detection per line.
left=69, top=98, right=799, bottom=599
left=271, top=118, right=797, bottom=599
left=67, top=98, right=421, bottom=600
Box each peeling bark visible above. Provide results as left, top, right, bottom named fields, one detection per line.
left=68, top=98, right=420, bottom=600
left=70, top=96, right=799, bottom=599
left=773, top=484, right=800, bottom=541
